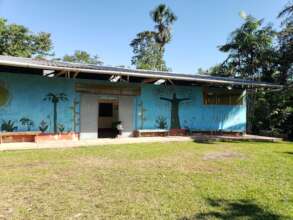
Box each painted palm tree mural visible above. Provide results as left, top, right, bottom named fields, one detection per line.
left=43, top=93, right=68, bottom=133
left=160, top=93, right=190, bottom=129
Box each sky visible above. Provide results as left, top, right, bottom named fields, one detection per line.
left=0, top=0, right=289, bottom=73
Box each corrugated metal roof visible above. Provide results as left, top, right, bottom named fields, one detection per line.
left=0, top=55, right=282, bottom=88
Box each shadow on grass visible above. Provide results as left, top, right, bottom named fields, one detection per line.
left=191, top=137, right=274, bottom=145
left=283, top=152, right=293, bottom=155
left=179, top=199, right=287, bottom=220
left=191, top=138, right=251, bottom=144
left=192, top=138, right=216, bottom=144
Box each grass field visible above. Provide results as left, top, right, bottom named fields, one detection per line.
left=0, top=141, right=292, bottom=219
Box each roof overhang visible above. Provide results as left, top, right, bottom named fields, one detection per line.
left=0, top=55, right=283, bottom=89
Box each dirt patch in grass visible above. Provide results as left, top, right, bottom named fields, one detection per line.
left=0, top=160, right=52, bottom=170
left=76, top=152, right=221, bottom=173
left=203, top=151, right=245, bottom=160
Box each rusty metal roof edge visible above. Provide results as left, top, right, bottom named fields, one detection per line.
left=0, top=55, right=283, bottom=88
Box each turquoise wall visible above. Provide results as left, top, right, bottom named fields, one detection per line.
left=0, top=72, right=246, bottom=133
left=134, top=84, right=246, bottom=132
left=0, top=72, right=80, bottom=133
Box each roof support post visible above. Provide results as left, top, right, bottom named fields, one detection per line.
left=167, top=79, right=174, bottom=85
left=73, top=71, right=79, bottom=79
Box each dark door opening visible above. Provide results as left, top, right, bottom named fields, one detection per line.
left=98, top=101, right=119, bottom=138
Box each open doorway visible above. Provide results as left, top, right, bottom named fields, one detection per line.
left=98, top=101, right=119, bottom=138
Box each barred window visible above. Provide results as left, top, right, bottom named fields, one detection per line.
left=203, top=87, right=244, bottom=105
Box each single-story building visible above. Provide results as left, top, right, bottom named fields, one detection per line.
left=0, top=55, right=281, bottom=142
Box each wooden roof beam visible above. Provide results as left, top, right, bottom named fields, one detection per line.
left=55, top=70, right=67, bottom=77
left=142, top=78, right=157, bottom=84
left=168, top=79, right=174, bottom=85
left=73, top=71, right=80, bottom=78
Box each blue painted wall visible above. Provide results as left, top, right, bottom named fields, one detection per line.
left=0, top=72, right=246, bottom=133
left=134, top=84, right=246, bottom=132
left=0, top=72, right=80, bottom=133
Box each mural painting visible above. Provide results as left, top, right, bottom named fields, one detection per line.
left=19, top=117, right=34, bottom=131
left=43, top=93, right=68, bottom=134
left=135, top=84, right=246, bottom=132
left=58, top=123, right=65, bottom=133
left=1, top=120, right=17, bottom=132
left=39, top=120, right=48, bottom=133
left=70, top=97, right=80, bottom=132
left=155, top=116, right=167, bottom=129
left=0, top=73, right=77, bottom=134
left=0, top=81, right=10, bottom=107
left=0, top=72, right=246, bottom=135
left=160, top=93, right=190, bottom=129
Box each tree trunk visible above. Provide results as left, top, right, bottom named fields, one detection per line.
left=246, top=89, right=256, bottom=134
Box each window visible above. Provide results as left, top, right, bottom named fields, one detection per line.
left=203, top=87, right=244, bottom=105
left=99, top=103, right=113, bottom=117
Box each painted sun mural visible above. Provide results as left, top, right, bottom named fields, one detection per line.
left=0, top=81, right=9, bottom=107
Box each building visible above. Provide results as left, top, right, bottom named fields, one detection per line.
left=0, top=55, right=280, bottom=142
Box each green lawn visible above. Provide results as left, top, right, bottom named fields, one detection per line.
left=0, top=141, right=292, bottom=219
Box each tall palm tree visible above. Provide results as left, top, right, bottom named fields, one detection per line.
left=278, top=1, right=293, bottom=83
left=150, top=4, right=177, bottom=52
left=43, top=93, right=68, bottom=133
left=278, top=1, right=293, bottom=20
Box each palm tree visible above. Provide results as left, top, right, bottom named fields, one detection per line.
left=150, top=4, right=177, bottom=52
left=43, top=93, right=68, bottom=133
left=278, top=1, right=293, bottom=20
left=277, top=1, right=293, bottom=84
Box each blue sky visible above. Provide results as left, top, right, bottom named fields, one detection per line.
left=0, top=0, right=288, bottom=73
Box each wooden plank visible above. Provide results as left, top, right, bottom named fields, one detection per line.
left=73, top=71, right=79, bottom=78
left=75, top=83, right=141, bottom=96
left=168, top=79, right=174, bottom=85
left=142, top=78, right=157, bottom=83
left=55, top=70, right=67, bottom=77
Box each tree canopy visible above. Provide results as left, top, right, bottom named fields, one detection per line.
left=130, top=4, right=176, bottom=71
left=213, top=16, right=277, bottom=82
left=130, top=31, right=168, bottom=71
left=0, top=18, right=103, bottom=66
left=0, top=18, right=53, bottom=58
left=61, top=50, right=103, bottom=65
left=277, top=1, right=293, bottom=84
